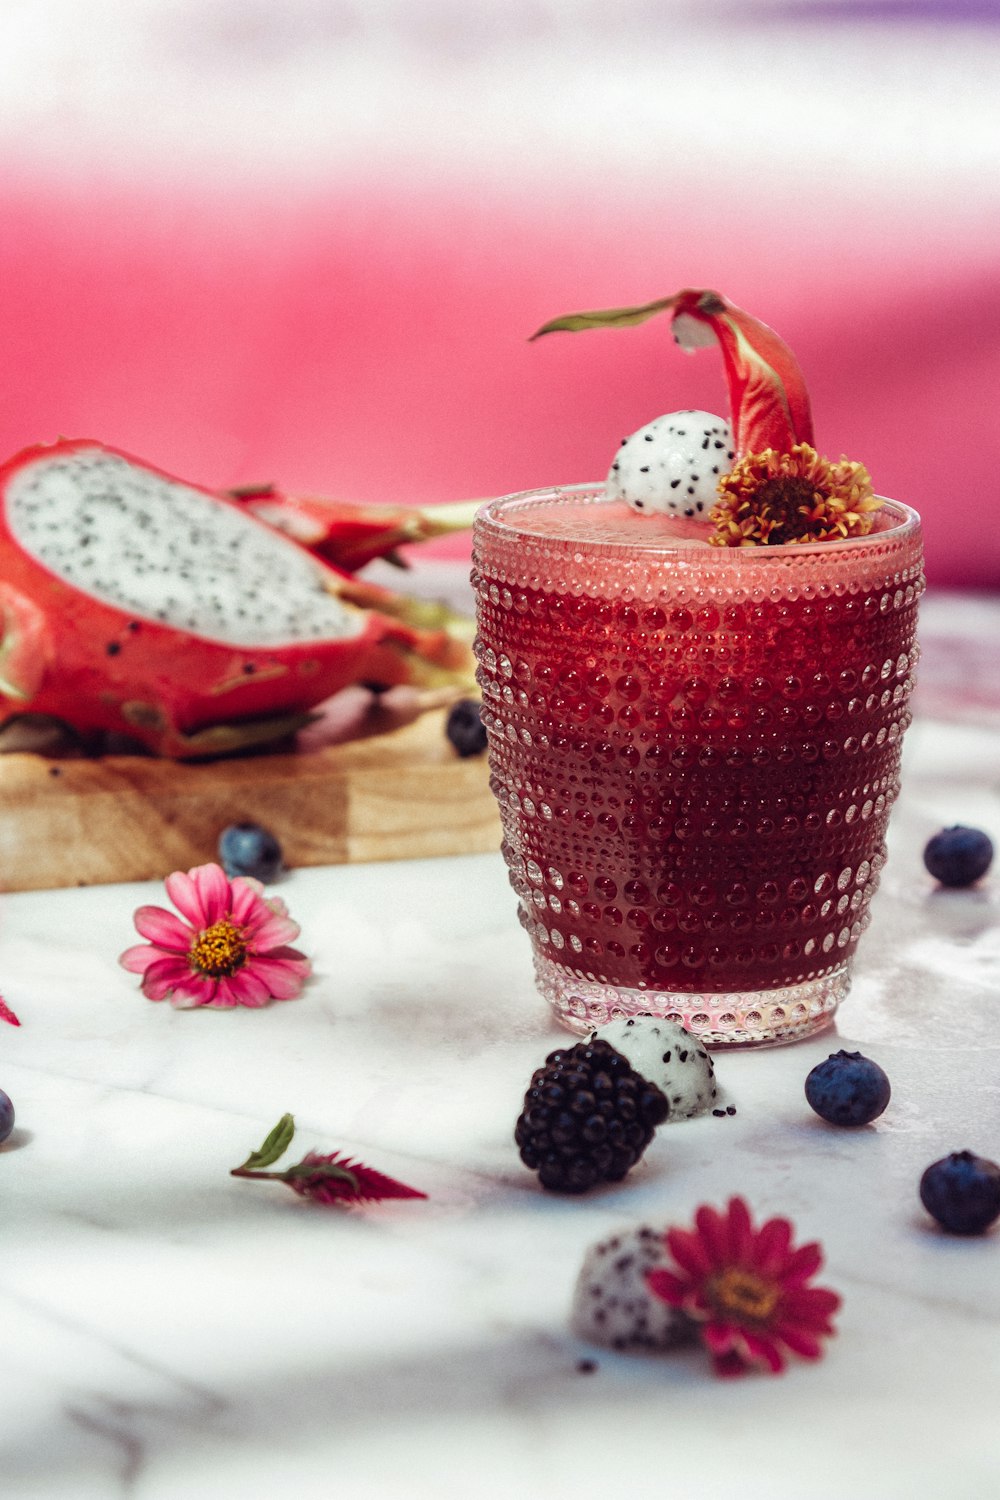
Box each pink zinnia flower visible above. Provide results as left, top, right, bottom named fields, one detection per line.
left=119, top=862, right=310, bottom=1008
left=645, top=1196, right=841, bottom=1378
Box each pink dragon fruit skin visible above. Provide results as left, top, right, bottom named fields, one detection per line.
left=0, top=439, right=466, bottom=758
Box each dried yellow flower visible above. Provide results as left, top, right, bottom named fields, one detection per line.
left=709, top=444, right=882, bottom=547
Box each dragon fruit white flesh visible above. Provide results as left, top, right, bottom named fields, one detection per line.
left=0, top=440, right=467, bottom=757
left=590, top=1017, right=719, bottom=1119
left=571, top=1225, right=694, bottom=1353
left=605, top=410, right=734, bottom=518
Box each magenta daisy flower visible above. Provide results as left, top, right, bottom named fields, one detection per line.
left=645, top=1196, right=841, bottom=1377
left=119, top=862, right=310, bottom=1009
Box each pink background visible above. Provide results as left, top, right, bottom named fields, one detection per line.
left=1, top=1, right=998, bottom=587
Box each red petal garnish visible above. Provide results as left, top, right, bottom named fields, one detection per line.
left=531, top=287, right=815, bottom=460
left=289, top=1150, right=427, bottom=1206
left=670, top=288, right=814, bottom=457
left=0, top=997, right=21, bottom=1026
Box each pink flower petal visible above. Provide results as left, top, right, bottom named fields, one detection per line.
left=774, top=1324, right=824, bottom=1360
left=780, top=1285, right=842, bottom=1326
left=229, top=878, right=265, bottom=923
left=725, top=1196, right=754, bottom=1264
left=204, top=976, right=240, bottom=1008
left=645, top=1268, right=688, bottom=1307
left=754, top=1215, right=793, bottom=1277
left=701, top=1320, right=739, bottom=1356
left=246, top=911, right=302, bottom=951
left=119, top=943, right=163, bottom=974
left=740, top=1330, right=786, bottom=1374
left=189, top=864, right=232, bottom=926
left=694, top=1204, right=729, bottom=1268
left=711, top=1349, right=751, bottom=1378
left=783, top=1240, right=824, bottom=1286
left=164, top=869, right=208, bottom=927
left=141, top=956, right=194, bottom=1001
left=248, top=955, right=309, bottom=1000
left=133, top=905, right=194, bottom=951
left=666, top=1225, right=713, bottom=1278
left=225, top=968, right=273, bottom=1007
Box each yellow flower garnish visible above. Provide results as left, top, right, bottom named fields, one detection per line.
left=708, top=443, right=882, bottom=547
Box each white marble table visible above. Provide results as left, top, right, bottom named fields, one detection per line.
left=2, top=590, right=999, bottom=1500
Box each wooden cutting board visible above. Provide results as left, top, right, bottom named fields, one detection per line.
left=0, top=709, right=501, bottom=892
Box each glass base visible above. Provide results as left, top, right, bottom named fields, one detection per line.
left=534, top=954, right=850, bottom=1049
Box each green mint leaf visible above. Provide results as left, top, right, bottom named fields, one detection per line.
left=237, top=1112, right=296, bottom=1171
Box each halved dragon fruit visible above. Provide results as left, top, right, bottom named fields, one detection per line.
left=0, top=440, right=467, bottom=758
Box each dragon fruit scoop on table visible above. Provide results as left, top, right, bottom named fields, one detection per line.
left=0, top=440, right=469, bottom=758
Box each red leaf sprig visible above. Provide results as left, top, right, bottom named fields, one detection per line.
left=230, top=1113, right=427, bottom=1207
left=0, top=997, right=20, bottom=1027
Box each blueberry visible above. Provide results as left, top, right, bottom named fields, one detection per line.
left=804, top=1049, right=891, bottom=1127
left=920, top=1151, right=1000, bottom=1235
left=445, top=698, right=487, bottom=758
left=923, top=825, right=993, bottom=887
left=0, top=1089, right=14, bottom=1145
left=218, top=822, right=284, bottom=883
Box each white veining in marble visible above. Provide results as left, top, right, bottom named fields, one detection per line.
left=1, top=589, right=999, bottom=1499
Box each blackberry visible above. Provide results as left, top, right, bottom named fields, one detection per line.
left=923, top=826, right=994, bottom=888
left=445, top=698, right=487, bottom=758
left=0, top=1088, right=13, bottom=1144
left=515, top=1039, right=669, bottom=1193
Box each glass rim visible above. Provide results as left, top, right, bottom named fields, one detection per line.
left=474, top=484, right=920, bottom=559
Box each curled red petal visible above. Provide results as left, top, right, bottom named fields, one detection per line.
left=671, top=288, right=815, bottom=457
left=0, top=996, right=20, bottom=1026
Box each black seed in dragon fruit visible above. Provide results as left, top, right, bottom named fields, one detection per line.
left=606, top=410, right=734, bottom=518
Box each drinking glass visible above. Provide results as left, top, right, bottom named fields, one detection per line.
left=472, top=486, right=923, bottom=1047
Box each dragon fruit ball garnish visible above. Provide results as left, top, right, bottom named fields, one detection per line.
left=119, top=862, right=310, bottom=1008
left=532, top=287, right=882, bottom=547
left=645, top=1196, right=841, bottom=1377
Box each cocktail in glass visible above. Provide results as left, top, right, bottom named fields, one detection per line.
left=473, top=486, right=922, bottom=1047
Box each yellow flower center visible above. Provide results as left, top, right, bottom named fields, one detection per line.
left=189, top=919, right=248, bottom=977
left=707, top=1267, right=781, bottom=1324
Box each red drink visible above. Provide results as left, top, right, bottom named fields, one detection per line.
left=473, top=487, right=923, bottom=1046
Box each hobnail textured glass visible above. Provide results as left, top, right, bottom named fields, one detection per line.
left=472, top=485, right=923, bottom=1048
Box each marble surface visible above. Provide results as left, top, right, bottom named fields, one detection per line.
left=2, top=588, right=1000, bottom=1500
